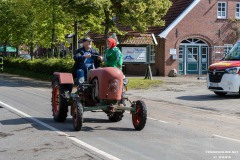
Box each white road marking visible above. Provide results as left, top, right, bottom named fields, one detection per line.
left=148, top=117, right=169, bottom=124
left=27, top=86, right=46, bottom=92
left=213, top=134, right=240, bottom=143
left=0, top=100, right=121, bottom=160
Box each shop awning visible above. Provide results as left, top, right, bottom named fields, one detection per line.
left=0, top=46, right=17, bottom=52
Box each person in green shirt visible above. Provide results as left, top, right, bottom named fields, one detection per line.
left=105, top=37, right=126, bottom=106
left=104, top=38, right=123, bottom=70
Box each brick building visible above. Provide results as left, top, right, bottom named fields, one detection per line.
left=92, top=0, right=240, bottom=76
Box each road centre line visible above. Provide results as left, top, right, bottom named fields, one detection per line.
left=0, top=100, right=121, bottom=160
left=27, top=86, right=46, bottom=92
left=213, top=134, right=240, bottom=143
left=148, top=117, right=169, bottom=124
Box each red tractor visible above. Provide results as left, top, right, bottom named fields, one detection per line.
left=51, top=67, right=147, bottom=131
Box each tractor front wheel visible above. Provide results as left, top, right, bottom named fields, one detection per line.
left=72, top=102, right=83, bottom=131
left=132, top=100, right=147, bottom=131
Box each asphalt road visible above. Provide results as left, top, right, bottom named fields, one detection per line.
left=1, top=74, right=240, bottom=160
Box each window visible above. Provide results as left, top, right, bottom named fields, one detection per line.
left=236, top=3, right=240, bottom=19
left=178, top=46, right=184, bottom=72
left=217, top=2, right=227, bottom=19
left=224, top=44, right=233, bottom=56
left=149, top=45, right=155, bottom=63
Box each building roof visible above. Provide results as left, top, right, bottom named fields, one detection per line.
left=118, top=34, right=157, bottom=45
left=159, top=0, right=199, bottom=38
left=90, top=0, right=196, bottom=43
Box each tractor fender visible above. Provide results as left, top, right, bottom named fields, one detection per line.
left=52, top=72, right=74, bottom=85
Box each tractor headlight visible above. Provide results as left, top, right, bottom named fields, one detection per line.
left=123, top=77, right=129, bottom=85
left=225, top=67, right=240, bottom=74
left=108, top=79, right=120, bottom=93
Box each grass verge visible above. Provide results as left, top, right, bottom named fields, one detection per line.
left=127, top=78, right=162, bottom=89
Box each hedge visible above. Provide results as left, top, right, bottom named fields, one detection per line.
left=4, top=57, right=74, bottom=76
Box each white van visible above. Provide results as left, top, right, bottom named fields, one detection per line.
left=207, top=41, right=240, bottom=96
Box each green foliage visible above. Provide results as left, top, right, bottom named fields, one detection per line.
left=4, top=57, right=74, bottom=76
left=0, top=0, right=172, bottom=52
left=116, top=0, right=172, bottom=32
left=0, top=0, right=73, bottom=50
left=0, top=0, right=30, bottom=46
left=59, top=0, right=172, bottom=41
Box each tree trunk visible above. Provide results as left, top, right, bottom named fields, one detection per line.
left=4, top=41, right=7, bottom=56
left=16, top=46, right=19, bottom=57
left=51, top=0, right=55, bottom=57
left=104, top=9, right=110, bottom=49
left=73, top=19, right=78, bottom=55
left=30, top=42, right=34, bottom=60
left=51, top=28, right=55, bottom=57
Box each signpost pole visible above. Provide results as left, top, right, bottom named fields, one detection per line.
left=144, top=63, right=153, bottom=80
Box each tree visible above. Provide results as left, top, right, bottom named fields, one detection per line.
left=0, top=1, right=19, bottom=54
left=0, top=0, right=172, bottom=58
left=0, top=0, right=73, bottom=58
left=115, top=0, right=172, bottom=32
left=59, top=0, right=172, bottom=45
left=28, top=0, right=73, bottom=57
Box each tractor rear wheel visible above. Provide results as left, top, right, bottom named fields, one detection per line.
left=52, top=80, right=68, bottom=122
left=132, top=100, right=147, bottom=131
left=72, top=102, right=83, bottom=131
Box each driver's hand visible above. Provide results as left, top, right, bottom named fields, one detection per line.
left=97, top=56, right=103, bottom=61
left=84, top=54, right=91, bottom=58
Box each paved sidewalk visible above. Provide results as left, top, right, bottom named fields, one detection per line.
left=128, top=75, right=240, bottom=117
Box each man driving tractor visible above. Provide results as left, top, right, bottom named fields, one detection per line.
left=73, top=37, right=123, bottom=84
left=72, top=37, right=103, bottom=84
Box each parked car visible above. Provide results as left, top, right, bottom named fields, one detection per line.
left=19, top=54, right=31, bottom=60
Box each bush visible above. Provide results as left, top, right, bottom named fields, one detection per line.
left=4, top=57, right=74, bottom=76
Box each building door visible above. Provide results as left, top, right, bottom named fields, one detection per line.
left=186, top=46, right=199, bottom=74
left=201, top=46, right=208, bottom=74
left=178, top=38, right=209, bottom=75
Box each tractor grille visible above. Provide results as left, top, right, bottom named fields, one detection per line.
left=208, top=70, right=225, bottom=83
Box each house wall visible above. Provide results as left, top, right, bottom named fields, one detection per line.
left=124, top=63, right=153, bottom=75
left=158, top=0, right=240, bottom=76
left=154, top=38, right=165, bottom=76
